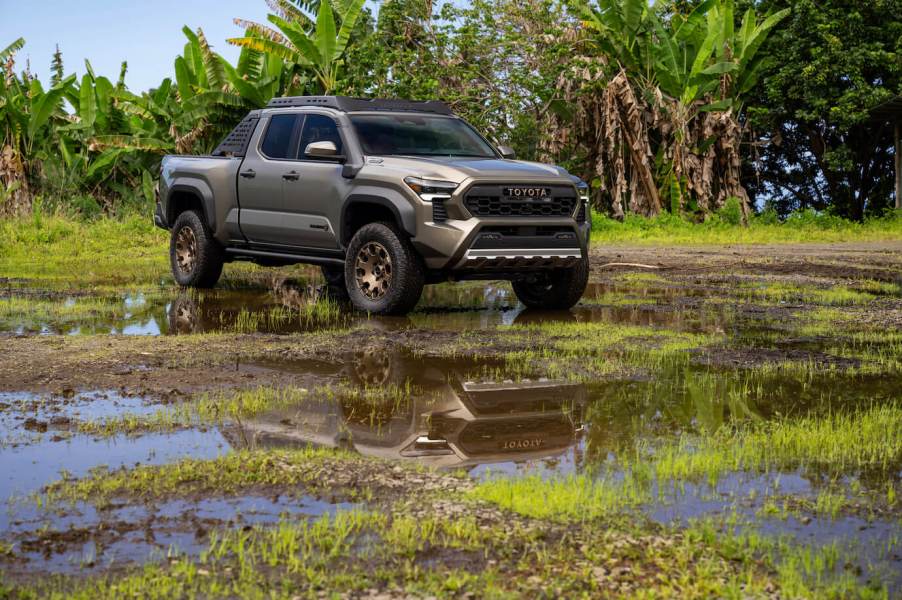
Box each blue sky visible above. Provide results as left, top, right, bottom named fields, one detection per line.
left=1, top=1, right=282, bottom=92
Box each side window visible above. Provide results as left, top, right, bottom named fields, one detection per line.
left=260, top=114, right=298, bottom=159
left=298, top=114, right=343, bottom=158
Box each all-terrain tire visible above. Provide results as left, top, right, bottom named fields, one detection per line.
left=320, top=265, right=351, bottom=302
left=169, top=210, right=224, bottom=288
left=512, top=258, right=589, bottom=310
left=344, top=222, right=425, bottom=316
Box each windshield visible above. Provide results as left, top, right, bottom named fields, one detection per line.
left=349, top=114, right=497, bottom=158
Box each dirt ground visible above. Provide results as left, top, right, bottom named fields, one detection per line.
left=0, top=242, right=899, bottom=399
left=590, top=241, right=902, bottom=280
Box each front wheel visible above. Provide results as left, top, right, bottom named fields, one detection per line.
left=512, top=258, right=589, bottom=310
left=169, top=210, right=224, bottom=288
left=344, top=222, right=424, bottom=316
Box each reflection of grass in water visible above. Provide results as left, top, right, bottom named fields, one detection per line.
left=687, top=516, right=888, bottom=599
left=76, top=385, right=313, bottom=436
left=474, top=404, right=902, bottom=517
left=231, top=298, right=345, bottom=333
left=0, top=291, right=173, bottom=334
left=76, top=380, right=423, bottom=438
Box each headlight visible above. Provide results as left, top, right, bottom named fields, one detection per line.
left=404, top=176, right=459, bottom=202
left=575, top=180, right=590, bottom=225
left=576, top=180, right=590, bottom=204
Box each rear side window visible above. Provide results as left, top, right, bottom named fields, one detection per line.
left=260, top=114, right=298, bottom=159
left=299, top=114, right=343, bottom=157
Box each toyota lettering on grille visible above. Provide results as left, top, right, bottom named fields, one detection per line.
left=503, top=187, right=551, bottom=199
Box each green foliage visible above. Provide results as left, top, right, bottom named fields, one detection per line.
left=742, top=0, right=902, bottom=220
left=228, top=0, right=367, bottom=94
left=717, top=196, right=743, bottom=225
left=590, top=207, right=902, bottom=244
left=1, top=0, right=899, bottom=222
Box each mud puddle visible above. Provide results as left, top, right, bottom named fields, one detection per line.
left=233, top=345, right=902, bottom=593
left=0, top=389, right=356, bottom=576
left=1, top=277, right=735, bottom=337
left=3, top=253, right=901, bottom=592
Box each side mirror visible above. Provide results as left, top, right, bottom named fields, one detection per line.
left=305, top=140, right=340, bottom=158
left=498, top=145, right=517, bottom=160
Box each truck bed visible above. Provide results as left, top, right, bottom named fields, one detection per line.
left=158, top=155, right=244, bottom=242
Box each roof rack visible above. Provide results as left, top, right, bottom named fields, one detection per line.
left=266, top=96, right=454, bottom=116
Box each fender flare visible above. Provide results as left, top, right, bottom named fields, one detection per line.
left=166, top=179, right=217, bottom=232
left=341, top=194, right=417, bottom=245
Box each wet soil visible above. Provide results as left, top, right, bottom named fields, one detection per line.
left=0, top=242, right=900, bottom=596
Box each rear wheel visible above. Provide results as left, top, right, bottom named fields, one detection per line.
left=169, top=210, right=224, bottom=288
left=344, top=222, right=424, bottom=315
left=512, top=258, right=589, bottom=310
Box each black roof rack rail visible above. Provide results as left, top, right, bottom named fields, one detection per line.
left=266, top=96, right=454, bottom=116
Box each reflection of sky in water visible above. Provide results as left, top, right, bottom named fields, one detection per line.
left=0, top=429, right=228, bottom=517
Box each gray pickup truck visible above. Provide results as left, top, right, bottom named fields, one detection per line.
left=156, top=96, right=590, bottom=315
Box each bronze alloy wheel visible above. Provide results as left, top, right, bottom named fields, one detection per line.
left=353, top=347, right=393, bottom=386
left=355, top=241, right=393, bottom=300
left=175, top=226, right=198, bottom=275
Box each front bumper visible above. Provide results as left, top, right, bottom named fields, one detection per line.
left=413, top=218, right=590, bottom=272
left=409, top=177, right=590, bottom=272
left=455, top=248, right=583, bottom=270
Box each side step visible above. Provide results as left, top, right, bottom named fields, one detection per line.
left=225, top=247, right=345, bottom=267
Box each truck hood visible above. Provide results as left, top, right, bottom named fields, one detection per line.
left=372, top=155, right=574, bottom=183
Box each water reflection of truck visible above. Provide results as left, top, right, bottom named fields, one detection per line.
left=222, top=348, right=587, bottom=469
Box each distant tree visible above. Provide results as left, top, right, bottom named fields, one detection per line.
left=50, top=44, right=64, bottom=86
left=740, top=0, right=902, bottom=219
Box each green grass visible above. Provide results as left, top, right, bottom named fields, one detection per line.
left=649, top=403, right=902, bottom=486
left=39, top=448, right=361, bottom=507
left=12, top=505, right=781, bottom=600
left=470, top=473, right=650, bottom=520
left=499, top=320, right=717, bottom=380
left=2, top=208, right=899, bottom=290
left=474, top=404, right=902, bottom=522
left=0, top=212, right=167, bottom=286
left=687, top=518, right=890, bottom=599
left=590, top=209, right=902, bottom=245
left=736, top=281, right=877, bottom=306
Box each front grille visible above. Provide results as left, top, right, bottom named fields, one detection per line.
left=432, top=200, right=448, bottom=222
left=472, top=226, right=578, bottom=249
left=464, top=184, right=577, bottom=218
left=457, top=416, right=575, bottom=456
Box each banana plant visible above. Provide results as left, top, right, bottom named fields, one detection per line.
left=580, top=0, right=653, bottom=73
left=228, top=0, right=366, bottom=93
left=649, top=0, right=789, bottom=111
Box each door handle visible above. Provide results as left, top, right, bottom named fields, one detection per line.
left=240, top=169, right=256, bottom=179
left=282, top=171, right=300, bottom=181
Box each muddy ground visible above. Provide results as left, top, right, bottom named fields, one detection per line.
left=0, top=241, right=900, bottom=598
left=1, top=242, right=899, bottom=398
